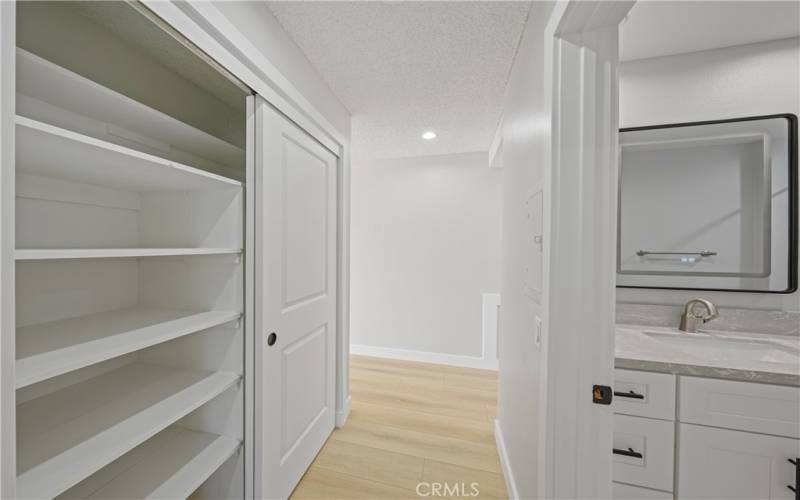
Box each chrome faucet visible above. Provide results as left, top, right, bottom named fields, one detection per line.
left=679, top=298, right=719, bottom=333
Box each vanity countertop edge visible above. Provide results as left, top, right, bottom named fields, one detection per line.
left=614, top=325, right=800, bottom=387
left=614, top=356, right=800, bottom=386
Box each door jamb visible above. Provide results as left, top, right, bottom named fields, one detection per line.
left=544, top=2, right=634, bottom=499
left=335, top=145, right=351, bottom=427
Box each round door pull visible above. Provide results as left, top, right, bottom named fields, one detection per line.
left=267, top=332, right=277, bottom=346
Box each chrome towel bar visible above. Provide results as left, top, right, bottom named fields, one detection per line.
left=636, top=250, right=718, bottom=257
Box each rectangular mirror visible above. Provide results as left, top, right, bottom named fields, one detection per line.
left=617, top=114, right=797, bottom=293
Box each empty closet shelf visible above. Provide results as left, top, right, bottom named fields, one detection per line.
left=16, top=307, right=241, bottom=389
left=15, top=248, right=242, bottom=260
left=59, top=426, right=241, bottom=500
left=17, top=48, right=245, bottom=170
left=15, top=116, right=242, bottom=191
left=16, top=362, right=240, bottom=500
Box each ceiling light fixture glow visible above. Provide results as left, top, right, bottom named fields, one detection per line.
left=422, top=130, right=437, bottom=140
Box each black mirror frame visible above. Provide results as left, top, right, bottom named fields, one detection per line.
left=617, top=113, right=798, bottom=294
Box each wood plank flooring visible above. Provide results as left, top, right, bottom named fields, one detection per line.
left=291, top=355, right=505, bottom=499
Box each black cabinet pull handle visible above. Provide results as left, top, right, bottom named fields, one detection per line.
left=613, top=390, right=645, bottom=400
left=789, top=458, right=799, bottom=500
left=613, top=447, right=643, bottom=459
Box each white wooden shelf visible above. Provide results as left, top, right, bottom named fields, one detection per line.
left=17, top=362, right=239, bottom=499
left=60, top=426, right=240, bottom=500
left=16, top=116, right=241, bottom=191
left=16, top=307, right=241, bottom=389
left=17, top=48, right=245, bottom=170
left=15, top=248, right=242, bottom=260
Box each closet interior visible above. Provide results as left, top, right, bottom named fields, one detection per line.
left=14, top=2, right=251, bottom=498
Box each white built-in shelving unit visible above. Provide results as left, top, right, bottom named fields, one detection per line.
left=12, top=8, right=249, bottom=495
left=17, top=363, right=239, bottom=499
left=16, top=307, right=241, bottom=389
left=16, top=48, right=245, bottom=180
left=59, top=425, right=241, bottom=500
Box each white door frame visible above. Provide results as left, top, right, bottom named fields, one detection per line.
left=545, top=2, right=633, bottom=498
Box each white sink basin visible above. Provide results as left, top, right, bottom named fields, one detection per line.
left=643, top=330, right=799, bottom=365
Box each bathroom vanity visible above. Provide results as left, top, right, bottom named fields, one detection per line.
left=612, top=111, right=800, bottom=499
left=611, top=325, right=800, bottom=500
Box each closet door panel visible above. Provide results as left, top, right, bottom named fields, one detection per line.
left=256, top=98, right=338, bottom=500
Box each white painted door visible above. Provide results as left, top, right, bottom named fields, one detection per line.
left=255, top=98, right=338, bottom=499
left=679, top=423, right=800, bottom=499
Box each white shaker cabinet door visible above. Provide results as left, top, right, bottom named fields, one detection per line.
left=678, top=423, right=800, bottom=500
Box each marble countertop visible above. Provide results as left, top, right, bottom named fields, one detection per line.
left=615, top=325, right=800, bottom=386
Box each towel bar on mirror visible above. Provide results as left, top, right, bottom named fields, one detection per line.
left=636, top=250, right=718, bottom=257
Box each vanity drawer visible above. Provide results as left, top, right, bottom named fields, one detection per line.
left=613, top=414, right=675, bottom=492
left=613, top=482, right=672, bottom=500
left=680, top=377, right=800, bottom=438
left=613, top=369, right=675, bottom=420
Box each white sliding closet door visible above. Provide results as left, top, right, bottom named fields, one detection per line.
left=255, top=97, right=337, bottom=499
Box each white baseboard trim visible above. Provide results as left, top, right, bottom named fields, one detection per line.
left=335, top=395, right=352, bottom=428
left=495, top=419, right=519, bottom=500
left=350, top=344, right=498, bottom=371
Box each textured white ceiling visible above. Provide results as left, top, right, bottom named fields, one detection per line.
left=620, top=1, right=800, bottom=62
left=267, top=1, right=531, bottom=160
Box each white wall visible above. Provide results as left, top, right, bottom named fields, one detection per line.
left=212, top=1, right=351, bottom=141
left=618, top=37, right=800, bottom=311
left=349, top=152, right=501, bottom=364
left=495, top=2, right=556, bottom=498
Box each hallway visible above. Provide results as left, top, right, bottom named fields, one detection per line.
left=291, top=356, right=506, bottom=499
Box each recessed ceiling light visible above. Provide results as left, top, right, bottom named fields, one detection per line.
left=422, top=130, right=437, bottom=140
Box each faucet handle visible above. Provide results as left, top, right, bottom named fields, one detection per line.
left=689, top=298, right=718, bottom=319
left=680, top=298, right=719, bottom=332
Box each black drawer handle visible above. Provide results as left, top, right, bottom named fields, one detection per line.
left=789, top=458, right=799, bottom=500
left=613, top=447, right=643, bottom=459
left=614, top=390, right=645, bottom=400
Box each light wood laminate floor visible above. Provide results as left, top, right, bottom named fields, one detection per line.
left=290, top=355, right=506, bottom=499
